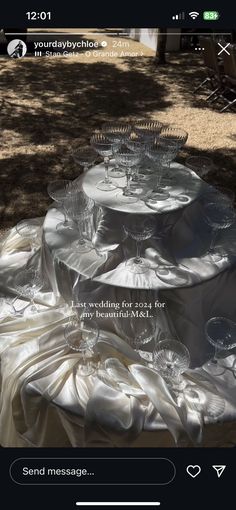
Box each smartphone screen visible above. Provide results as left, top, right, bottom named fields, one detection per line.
left=0, top=3, right=235, bottom=509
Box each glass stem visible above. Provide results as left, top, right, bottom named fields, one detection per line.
left=158, top=165, right=164, bottom=185
left=82, top=218, right=90, bottom=240
left=30, top=241, right=36, bottom=253
left=58, top=201, right=66, bottom=222
left=62, top=206, right=69, bottom=226
left=104, top=157, right=110, bottom=183
left=134, top=240, right=142, bottom=263
left=154, top=178, right=159, bottom=192
left=132, top=167, right=138, bottom=182
left=125, top=169, right=131, bottom=191
left=81, top=348, right=87, bottom=366
left=30, top=297, right=37, bottom=311
left=209, top=228, right=218, bottom=251
left=77, top=222, right=85, bottom=244
left=163, top=162, right=170, bottom=177
left=213, top=346, right=220, bottom=364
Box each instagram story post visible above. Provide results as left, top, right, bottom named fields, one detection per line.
left=0, top=25, right=236, bottom=448
left=0, top=8, right=236, bottom=506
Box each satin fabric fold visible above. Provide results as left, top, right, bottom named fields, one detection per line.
left=0, top=306, right=235, bottom=447
left=0, top=206, right=236, bottom=447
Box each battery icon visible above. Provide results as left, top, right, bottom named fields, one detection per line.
left=203, top=11, right=220, bottom=20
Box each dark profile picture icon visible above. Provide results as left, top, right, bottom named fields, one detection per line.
left=7, top=39, right=27, bottom=58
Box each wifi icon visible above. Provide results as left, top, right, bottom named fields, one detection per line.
left=189, top=11, right=200, bottom=19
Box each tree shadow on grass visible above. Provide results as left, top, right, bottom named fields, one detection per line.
left=178, top=145, right=236, bottom=204
left=0, top=52, right=235, bottom=231
left=123, top=51, right=232, bottom=111
left=0, top=58, right=171, bottom=144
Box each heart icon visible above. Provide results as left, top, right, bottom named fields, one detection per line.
left=186, top=465, right=201, bottom=478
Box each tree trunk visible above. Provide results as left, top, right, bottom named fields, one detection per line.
left=155, top=29, right=167, bottom=64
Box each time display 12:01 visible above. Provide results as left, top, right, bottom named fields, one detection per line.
left=26, top=12, right=52, bottom=21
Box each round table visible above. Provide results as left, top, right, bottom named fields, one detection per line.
left=0, top=166, right=236, bottom=448
left=82, top=161, right=206, bottom=214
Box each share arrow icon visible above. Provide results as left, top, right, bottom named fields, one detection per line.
left=212, top=465, right=226, bottom=478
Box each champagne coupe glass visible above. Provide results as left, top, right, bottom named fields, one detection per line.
left=110, top=142, right=125, bottom=178
left=186, top=156, right=214, bottom=179
left=47, top=180, right=76, bottom=232
left=0, top=296, right=14, bottom=319
left=64, top=314, right=99, bottom=376
left=205, top=316, right=236, bottom=376
left=115, top=146, right=142, bottom=203
left=127, top=314, right=157, bottom=361
left=124, top=132, right=147, bottom=182
left=159, top=126, right=188, bottom=183
left=102, top=122, right=131, bottom=178
left=204, top=203, right=236, bottom=262
left=102, top=122, right=131, bottom=142
left=90, top=133, right=116, bottom=191
left=202, top=185, right=235, bottom=209
left=134, top=120, right=163, bottom=140
left=158, top=141, right=181, bottom=184
left=145, top=140, right=171, bottom=202
left=159, top=126, right=188, bottom=147
left=212, top=186, right=234, bottom=208
left=183, top=383, right=225, bottom=419
left=124, top=214, right=156, bottom=273
left=137, top=155, right=157, bottom=183
left=153, top=339, right=190, bottom=390
left=125, top=132, right=147, bottom=153
left=0, top=292, right=26, bottom=320
left=66, top=193, right=95, bottom=253
left=14, top=268, right=43, bottom=314
left=16, top=219, right=41, bottom=253
left=72, top=146, right=97, bottom=173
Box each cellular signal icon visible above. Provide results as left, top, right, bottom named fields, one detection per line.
left=172, top=12, right=185, bottom=20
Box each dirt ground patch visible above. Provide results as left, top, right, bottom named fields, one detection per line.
left=0, top=29, right=235, bottom=234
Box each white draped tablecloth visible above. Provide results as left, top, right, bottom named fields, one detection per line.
left=0, top=168, right=236, bottom=448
